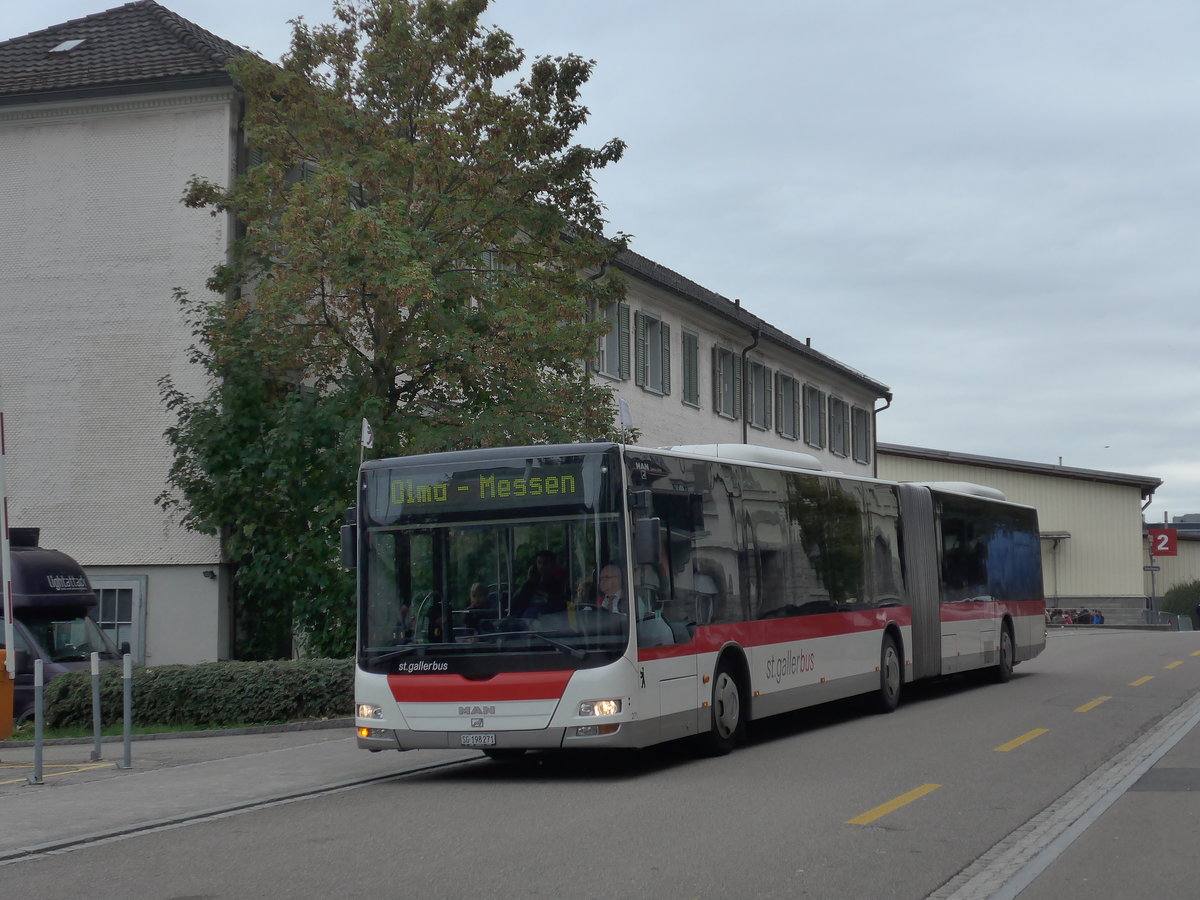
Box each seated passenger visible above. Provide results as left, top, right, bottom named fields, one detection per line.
left=463, top=582, right=493, bottom=632
left=596, top=563, right=627, bottom=614
left=514, top=550, right=568, bottom=617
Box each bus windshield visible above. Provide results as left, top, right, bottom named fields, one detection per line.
left=358, top=446, right=628, bottom=675
left=20, top=610, right=121, bottom=663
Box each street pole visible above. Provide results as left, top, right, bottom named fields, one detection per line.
left=0, top=376, right=15, bottom=682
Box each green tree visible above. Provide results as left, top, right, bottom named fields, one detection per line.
left=161, top=0, right=628, bottom=658
left=1162, top=579, right=1200, bottom=627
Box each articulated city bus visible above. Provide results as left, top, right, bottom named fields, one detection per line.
left=348, top=442, right=1045, bottom=757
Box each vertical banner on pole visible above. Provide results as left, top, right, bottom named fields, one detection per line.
left=0, top=376, right=16, bottom=682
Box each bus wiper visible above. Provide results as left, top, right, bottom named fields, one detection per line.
left=364, top=645, right=421, bottom=665
left=529, top=631, right=586, bottom=660
left=485, top=630, right=586, bottom=660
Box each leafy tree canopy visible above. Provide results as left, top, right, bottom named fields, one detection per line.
left=162, top=0, right=628, bottom=657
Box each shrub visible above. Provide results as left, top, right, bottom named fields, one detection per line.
left=43, top=658, right=353, bottom=730
left=1162, top=579, right=1200, bottom=627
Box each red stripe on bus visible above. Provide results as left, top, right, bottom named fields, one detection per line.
left=638, top=608, right=912, bottom=661
left=387, top=670, right=574, bottom=702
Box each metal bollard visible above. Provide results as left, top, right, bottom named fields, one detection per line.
left=27, top=658, right=44, bottom=785
left=118, top=653, right=132, bottom=769
left=89, top=651, right=102, bottom=762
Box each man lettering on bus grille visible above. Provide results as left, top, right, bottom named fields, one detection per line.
left=598, top=564, right=627, bottom=614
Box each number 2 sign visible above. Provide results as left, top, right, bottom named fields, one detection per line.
left=1148, top=528, right=1178, bottom=557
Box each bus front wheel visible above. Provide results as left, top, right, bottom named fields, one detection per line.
left=992, top=625, right=1015, bottom=683
left=702, top=660, right=746, bottom=756
left=875, top=633, right=902, bottom=713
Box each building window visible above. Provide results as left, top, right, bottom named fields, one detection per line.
left=712, top=346, right=741, bottom=419
left=90, top=575, right=148, bottom=664
left=597, top=302, right=630, bottom=380
left=803, top=383, right=825, bottom=448
left=635, top=311, right=671, bottom=395
left=775, top=372, right=800, bottom=440
left=852, top=406, right=871, bottom=463
left=747, top=361, right=771, bottom=430
left=681, top=331, right=700, bottom=407
left=829, top=397, right=850, bottom=457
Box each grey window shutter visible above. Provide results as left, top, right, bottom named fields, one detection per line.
left=774, top=372, right=783, bottom=434
left=618, top=303, right=631, bottom=380
left=712, top=346, right=721, bottom=411
left=793, top=383, right=802, bottom=440
left=732, top=355, right=742, bottom=420
left=634, top=311, right=646, bottom=387
left=763, top=367, right=772, bottom=431
left=661, top=323, right=671, bottom=396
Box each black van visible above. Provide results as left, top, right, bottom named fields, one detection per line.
left=3, top=528, right=121, bottom=723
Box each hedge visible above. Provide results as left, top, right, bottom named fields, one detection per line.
left=1163, top=579, right=1200, bottom=628
left=43, top=658, right=354, bottom=730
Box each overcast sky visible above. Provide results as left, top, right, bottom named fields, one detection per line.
left=10, top=1, right=1200, bottom=516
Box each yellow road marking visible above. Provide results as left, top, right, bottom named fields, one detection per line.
left=0, top=762, right=114, bottom=785
left=1075, top=696, right=1112, bottom=713
left=847, top=783, right=941, bottom=825
left=1165, top=661, right=1184, bottom=670
left=1191, top=650, right=1200, bottom=657
left=994, top=728, right=1049, bottom=752
left=1130, top=676, right=1154, bottom=686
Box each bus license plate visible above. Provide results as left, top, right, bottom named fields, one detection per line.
left=460, top=733, right=496, bottom=747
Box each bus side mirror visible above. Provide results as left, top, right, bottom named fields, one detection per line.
left=340, top=507, right=358, bottom=569
left=634, top=517, right=662, bottom=567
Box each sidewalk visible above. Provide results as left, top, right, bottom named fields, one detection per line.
left=0, top=722, right=479, bottom=861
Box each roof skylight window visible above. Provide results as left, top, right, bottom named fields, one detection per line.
left=49, top=39, right=86, bottom=53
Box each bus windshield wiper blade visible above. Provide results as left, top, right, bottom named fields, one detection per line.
left=530, top=631, right=586, bottom=660
left=365, top=645, right=420, bottom=665
left=483, top=630, right=586, bottom=660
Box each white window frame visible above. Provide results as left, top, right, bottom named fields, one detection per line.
left=829, top=397, right=850, bottom=458
left=852, top=406, right=872, bottom=463
left=803, top=383, right=826, bottom=449
left=89, top=574, right=148, bottom=664
left=775, top=372, right=800, bottom=440
left=635, top=311, right=671, bottom=395
left=597, top=302, right=630, bottom=380
left=712, top=345, right=741, bottom=419
left=747, top=360, right=771, bottom=431
left=681, top=330, right=700, bottom=408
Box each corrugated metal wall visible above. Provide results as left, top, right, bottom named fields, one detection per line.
left=879, top=454, right=1147, bottom=605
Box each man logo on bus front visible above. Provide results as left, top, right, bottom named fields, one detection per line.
left=459, top=705, right=496, bottom=716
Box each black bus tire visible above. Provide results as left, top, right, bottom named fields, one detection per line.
left=993, top=624, right=1015, bottom=683
left=701, top=659, right=746, bottom=755
left=876, top=633, right=902, bottom=713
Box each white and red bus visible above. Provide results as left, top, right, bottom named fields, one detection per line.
left=348, top=442, right=1045, bottom=757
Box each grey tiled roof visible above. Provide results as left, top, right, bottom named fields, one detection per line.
left=614, top=248, right=892, bottom=399
left=0, top=0, right=246, bottom=104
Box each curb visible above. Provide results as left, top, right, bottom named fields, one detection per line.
left=0, top=717, right=353, bottom=749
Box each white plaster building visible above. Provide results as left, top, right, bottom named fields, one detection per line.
left=602, top=252, right=890, bottom=470
left=0, top=2, right=248, bottom=664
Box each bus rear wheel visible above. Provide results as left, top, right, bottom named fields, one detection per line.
left=875, top=633, right=902, bottom=713
left=701, top=660, right=746, bottom=756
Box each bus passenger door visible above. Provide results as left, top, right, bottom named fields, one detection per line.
left=633, top=549, right=699, bottom=742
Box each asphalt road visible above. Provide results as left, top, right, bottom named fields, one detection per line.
left=4, top=628, right=1199, bottom=899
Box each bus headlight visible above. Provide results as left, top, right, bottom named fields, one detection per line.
left=578, top=699, right=622, bottom=717
left=357, top=703, right=383, bottom=720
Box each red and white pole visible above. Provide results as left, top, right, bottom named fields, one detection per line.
left=0, top=376, right=14, bottom=680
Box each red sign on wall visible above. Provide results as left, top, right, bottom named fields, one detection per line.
left=1148, top=528, right=1178, bottom=557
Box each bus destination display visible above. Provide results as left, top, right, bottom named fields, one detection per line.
left=372, top=461, right=587, bottom=520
